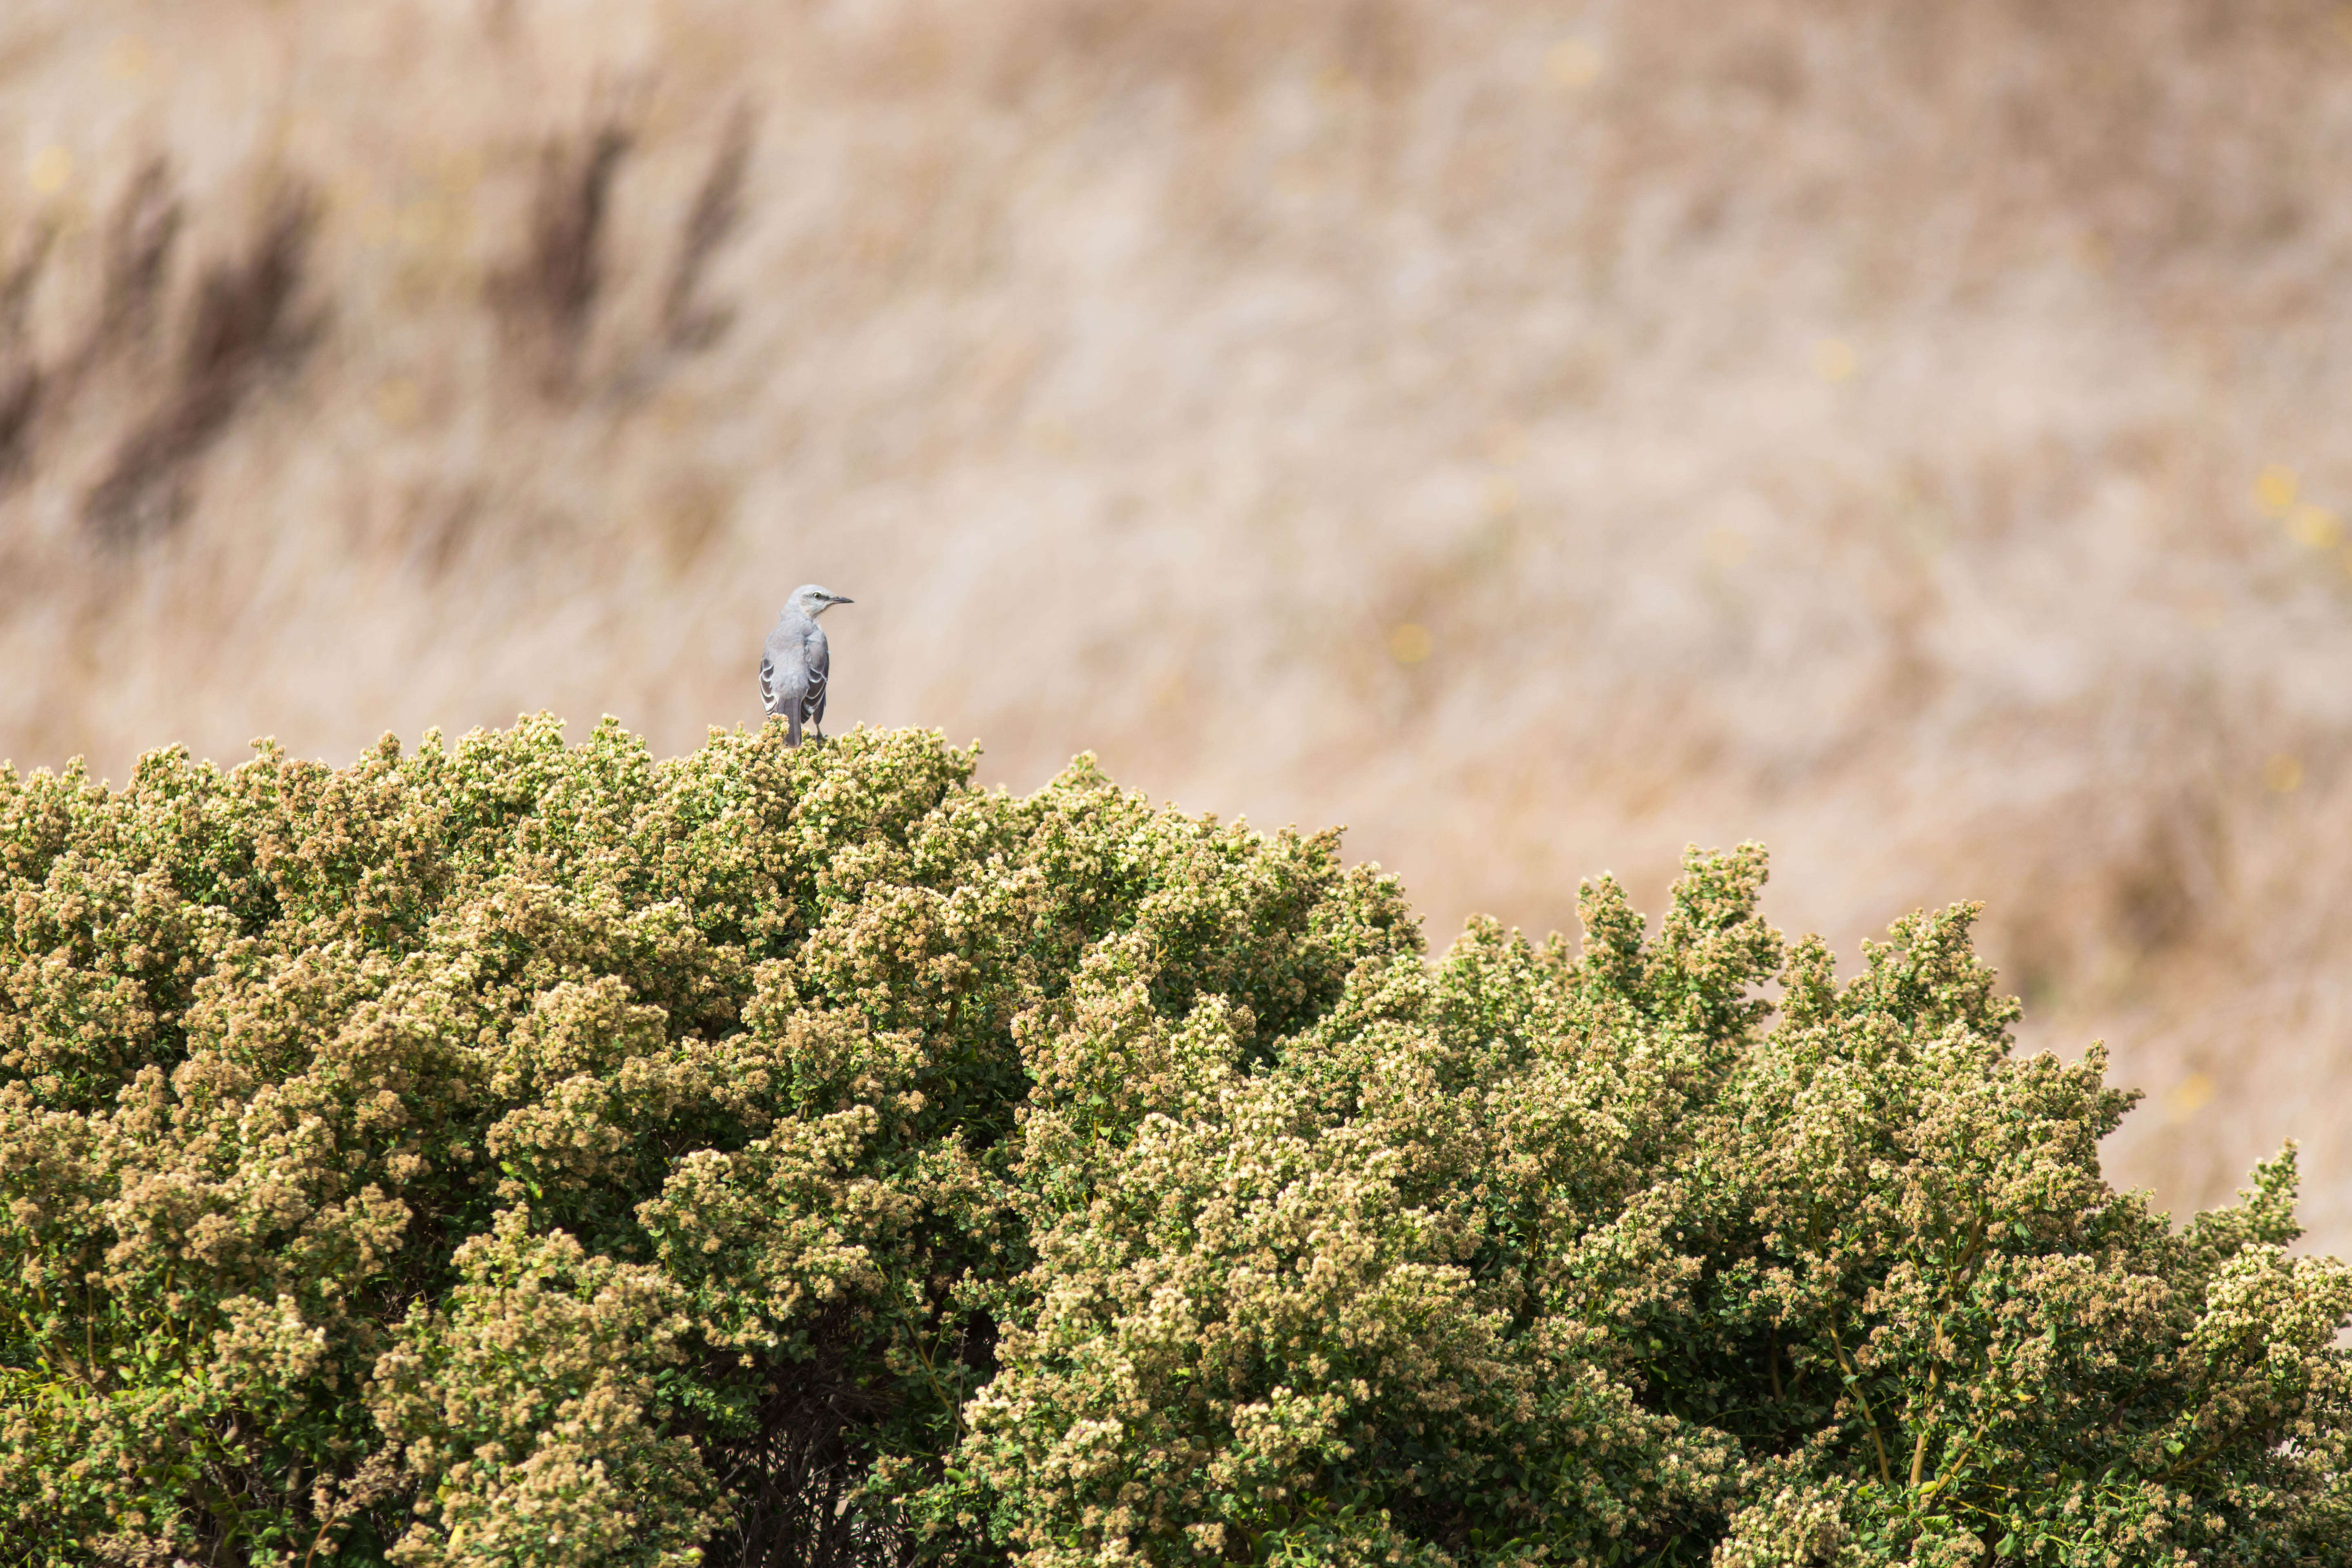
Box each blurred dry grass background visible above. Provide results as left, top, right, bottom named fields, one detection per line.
left=3, top=0, right=2351, bottom=1243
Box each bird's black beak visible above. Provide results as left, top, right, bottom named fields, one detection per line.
left=833, top=595, right=855, bottom=605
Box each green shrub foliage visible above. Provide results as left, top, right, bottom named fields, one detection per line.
left=2, top=719, right=2347, bottom=1567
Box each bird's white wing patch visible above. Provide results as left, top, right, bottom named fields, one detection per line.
left=759, top=655, right=775, bottom=708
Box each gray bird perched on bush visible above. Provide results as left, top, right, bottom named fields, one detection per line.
left=760, top=584, right=853, bottom=745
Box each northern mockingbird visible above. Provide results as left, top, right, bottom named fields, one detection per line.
left=761, top=584, right=853, bottom=745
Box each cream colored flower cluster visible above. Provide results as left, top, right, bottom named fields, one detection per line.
left=1, top=721, right=2346, bottom=1566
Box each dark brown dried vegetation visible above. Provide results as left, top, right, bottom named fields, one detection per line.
left=492, top=116, right=635, bottom=394
left=89, top=158, right=183, bottom=367
left=663, top=107, right=755, bottom=354
left=0, top=228, right=49, bottom=490
left=0, top=159, right=182, bottom=501
left=81, top=183, right=321, bottom=548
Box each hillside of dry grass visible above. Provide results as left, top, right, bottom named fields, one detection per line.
left=3, top=0, right=2350, bottom=1242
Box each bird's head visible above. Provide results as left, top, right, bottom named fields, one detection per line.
left=788, top=584, right=855, bottom=617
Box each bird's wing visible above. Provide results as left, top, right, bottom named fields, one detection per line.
left=758, top=651, right=777, bottom=711
left=803, top=627, right=830, bottom=722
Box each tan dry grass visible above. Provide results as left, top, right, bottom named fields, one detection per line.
left=3, top=0, right=2351, bottom=1241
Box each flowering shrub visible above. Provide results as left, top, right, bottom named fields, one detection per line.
left=2, top=719, right=2346, bottom=1567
